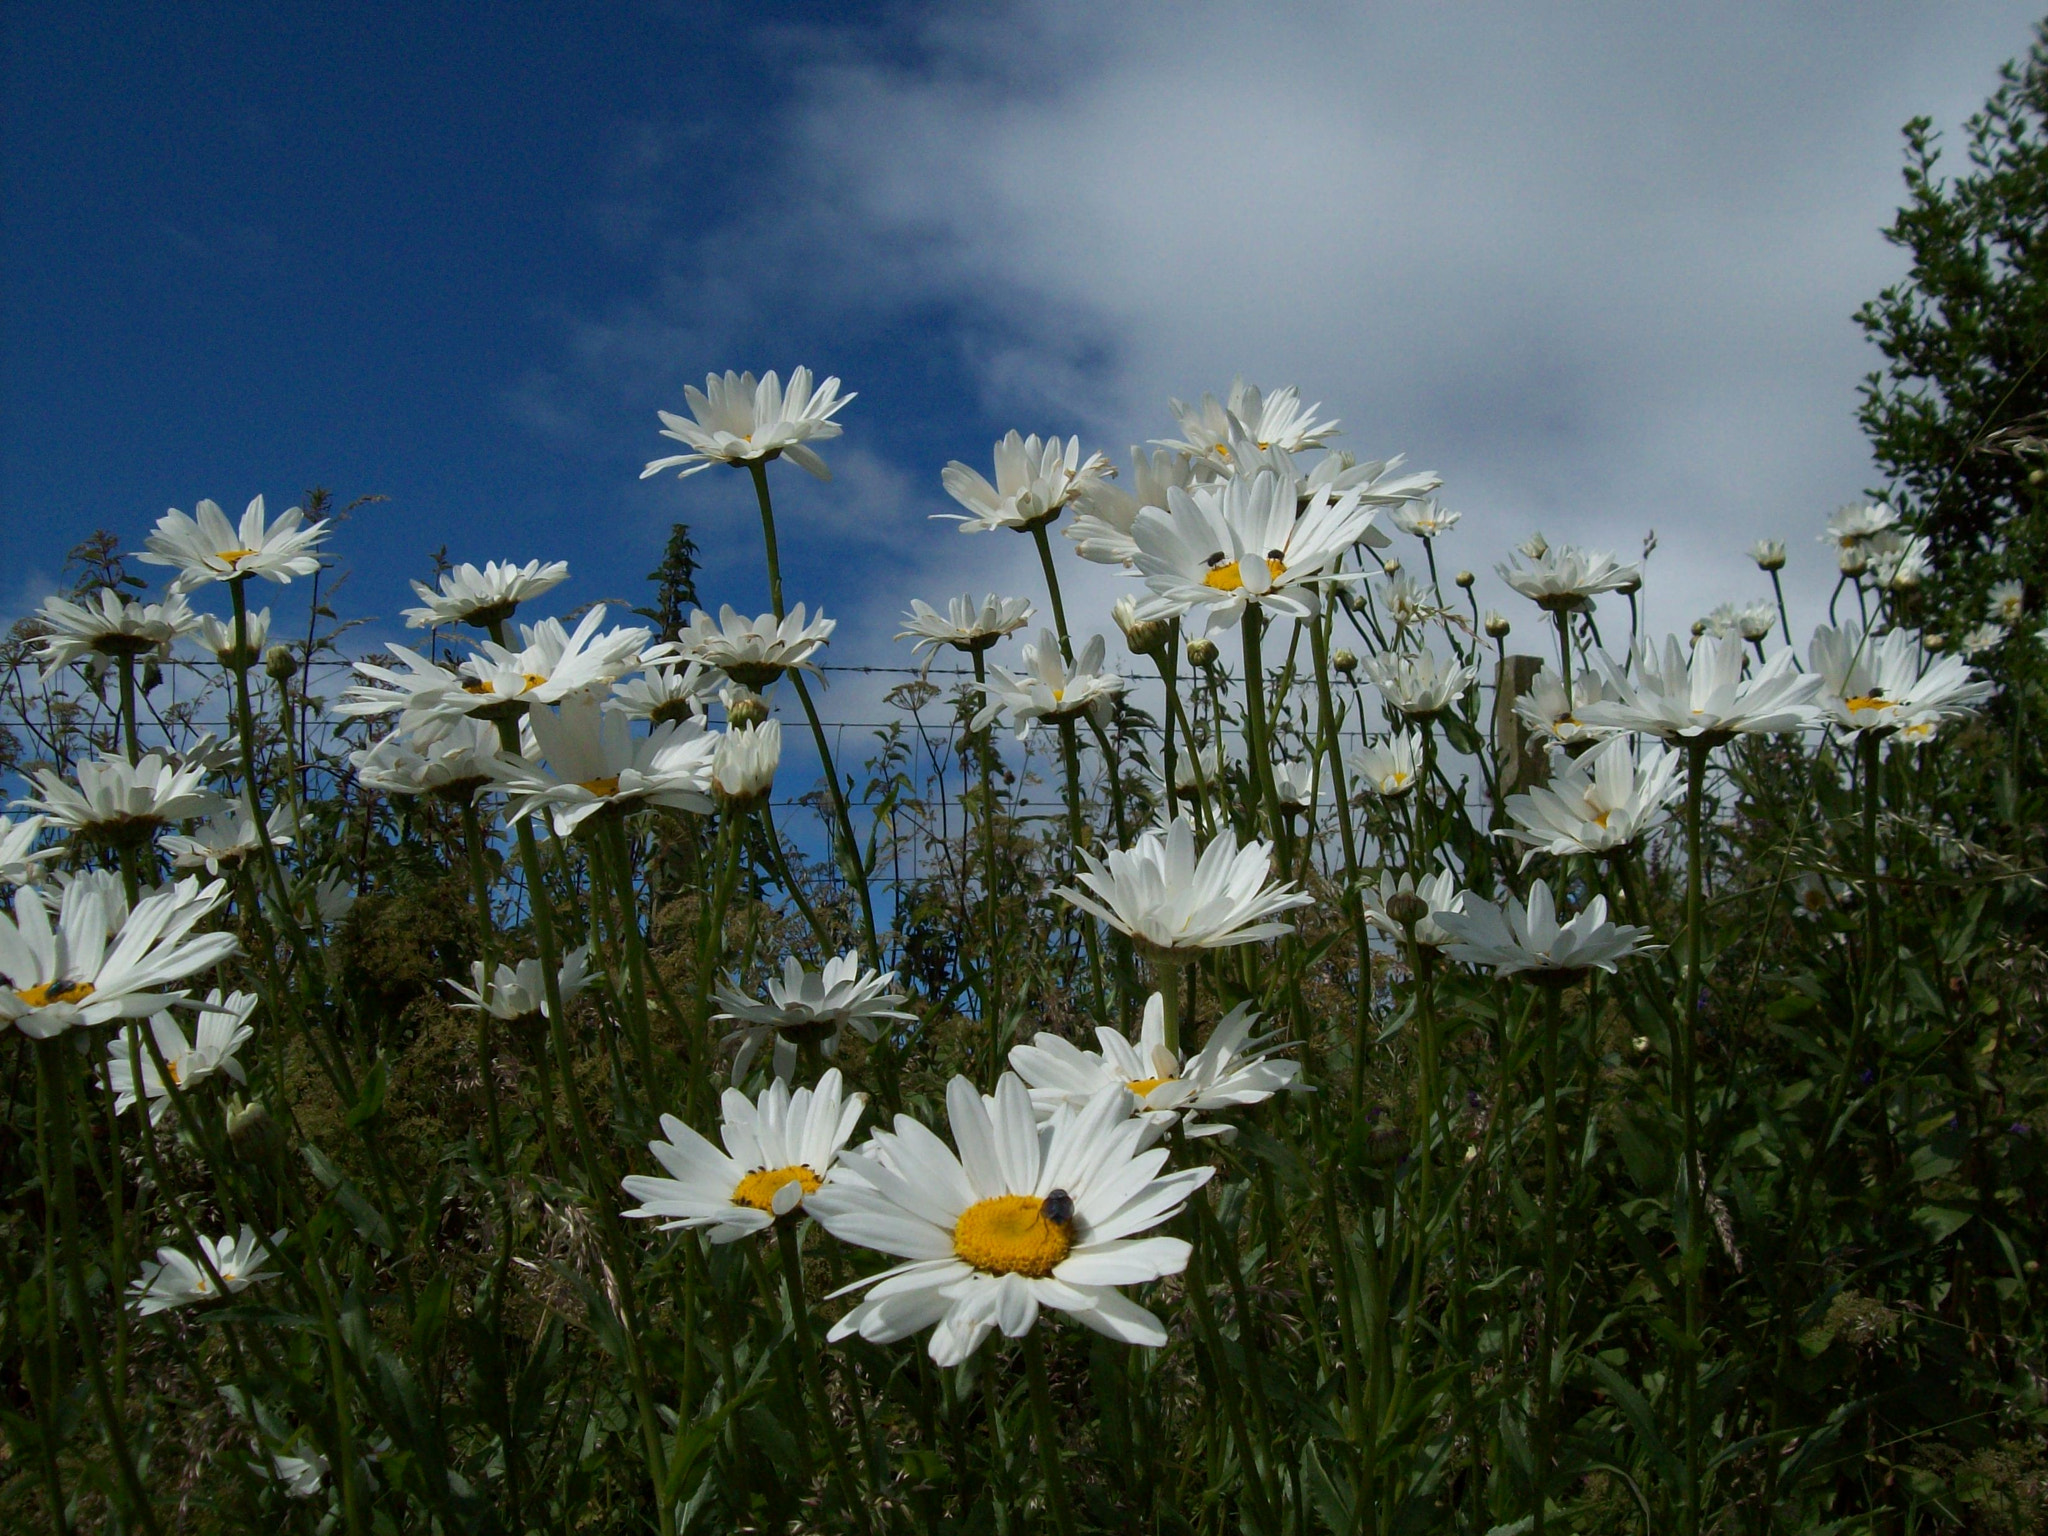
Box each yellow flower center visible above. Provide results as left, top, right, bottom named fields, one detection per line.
left=464, top=673, right=549, bottom=697
left=578, top=776, right=621, bottom=797
left=952, top=1194, right=1073, bottom=1277
left=1202, top=556, right=1287, bottom=592
left=1213, top=442, right=1231, bottom=460
left=1843, top=694, right=1888, bottom=713
left=1592, top=810, right=1612, bottom=829
left=16, top=979, right=95, bottom=1009
left=731, top=1164, right=821, bottom=1213
left=1051, top=687, right=1065, bottom=703
left=216, top=548, right=258, bottom=564
left=1126, top=1075, right=1174, bottom=1097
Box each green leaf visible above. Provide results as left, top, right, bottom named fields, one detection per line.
left=1910, top=1204, right=1974, bottom=1245
left=346, top=1057, right=388, bottom=1128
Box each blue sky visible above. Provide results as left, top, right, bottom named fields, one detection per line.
left=6, top=2, right=2045, bottom=688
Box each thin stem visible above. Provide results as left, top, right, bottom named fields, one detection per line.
left=1024, top=1329, right=1080, bottom=1536
left=973, top=649, right=1004, bottom=1088
left=1028, top=522, right=1074, bottom=663
left=1058, top=718, right=1105, bottom=1020
left=39, top=1041, right=164, bottom=1536
left=776, top=1223, right=873, bottom=1536
left=1534, top=981, right=1565, bottom=1536
left=1679, top=740, right=1709, bottom=1536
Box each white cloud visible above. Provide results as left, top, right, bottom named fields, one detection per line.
left=562, top=2, right=2044, bottom=661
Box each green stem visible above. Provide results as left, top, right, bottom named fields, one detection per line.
left=1024, top=1328, right=1081, bottom=1536
left=1029, top=522, right=1074, bottom=664
left=1534, top=981, right=1565, bottom=1536
left=1679, top=740, right=1710, bottom=1536
left=974, top=650, right=1004, bottom=1088
left=1057, top=718, right=1106, bottom=1020
left=1239, top=608, right=1287, bottom=850
left=776, top=1223, right=873, bottom=1536
left=39, top=1041, right=164, bottom=1536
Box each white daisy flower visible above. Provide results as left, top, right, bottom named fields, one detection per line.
left=713, top=952, right=915, bottom=1084
left=330, top=645, right=470, bottom=739
left=938, top=432, right=1112, bottom=535
left=610, top=660, right=720, bottom=725
left=105, top=989, right=258, bottom=1123
left=1987, top=579, right=2025, bottom=626
left=0, top=875, right=238, bottom=1039
left=1749, top=539, right=1788, bottom=572
left=1129, top=470, right=1379, bottom=633
left=460, top=608, right=653, bottom=711
left=896, top=595, right=1036, bottom=661
left=1059, top=816, right=1311, bottom=958
left=1787, top=870, right=1840, bottom=921
left=1009, top=994, right=1300, bottom=1140
left=642, top=367, right=854, bottom=481
left=129, top=1226, right=283, bottom=1315
left=1865, top=530, right=1931, bottom=591
left=621, top=1068, right=866, bottom=1241
left=18, top=752, right=225, bottom=844
left=350, top=719, right=507, bottom=803
left=1361, top=647, right=1476, bottom=720
left=1498, top=735, right=1684, bottom=867
left=33, top=588, right=198, bottom=675
left=1580, top=635, right=1822, bottom=744
left=265, top=1450, right=328, bottom=1499
left=1271, top=757, right=1317, bottom=815
left=1700, top=602, right=1778, bottom=643
left=1350, top=731, right=1422, bottom=798
left=448, top=946, right=592, bottom=1022
left=195, top=606, right=270, bottom=668
left=1820, top=502, right=1899, bottom=552
left=1360, top=869, right=1467, bottom=948
left=1960, top=621, right=2008, bottom=658
left=1436, top=880, right=1654, bottom=978
left=1157, top=380, right=1339, bottom=469
left=1807, top=624, right=1993, bottom=737
left=1381, top=571, right=1448, bottom=631
left=1389, top=500, right=1461, bottom=540
left=490, top=695, right=716, bottom=833
left=1064, top=448, right=1203, bottom=567
left=674, top=604, right=834, bottom=689
left=971, top=631, right=1125, bottom=742
left=403, top=559, right=570, bottom=630
left=1497, top=543, right=1640, bottom=613
left=160, top=803, right=296, bottom=875
left=712, top=720, right=781, bottom=805
left=1, top=815, right=57, bottom=888
left=138, top=497, right=325, bottom=592
left=809, top=1075, right=1211, bottom=1366
left=1219, top=435, right=1432, bottom=524
left=1510, top=666, right=1620, bottom=748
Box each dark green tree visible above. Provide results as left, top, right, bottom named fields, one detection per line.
left=1857, top=19, right=2048, bottom=624
left=636, top=521, right=703, bottom=639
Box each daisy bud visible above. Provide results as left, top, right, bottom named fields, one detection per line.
left=1454, top=570, right=1476, bottom=589
left=1617, top=572, right=1643, bottom=595
left=1112, top=596, right=1173, bottom=657
left=141, top=659, right=164, bottom=694
left=1690, top=620, right=1707, bottom=638
left=1331, top=649, right=1358, bottom=676
left=1463, top=1144, right=1479, bottom=1163
left=1381, top=559, right=1401, bottom=577
left=1340, top=588, right=1367, bottom=613
left=1186, top=638, right=1219, bottom=670
left=727, top=692, right=770, bottom=729
left=1838, top=546, right=1869, bottom=577
left=2032, top=468, right=2046, bottom=485
left=1750, top=539, right=1787, bottom=572
left=1484, top=611, right=1511, bottom=639
left=226, top=1096, right=276, bottom=1152
left=1922, top=633, right=1946, bottom=652
left=1632, top=1036, right=1650, bottom=1053
left=264, top=645, right=297, bottom=683
left=1384, top=890, right=1430, bottom=927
